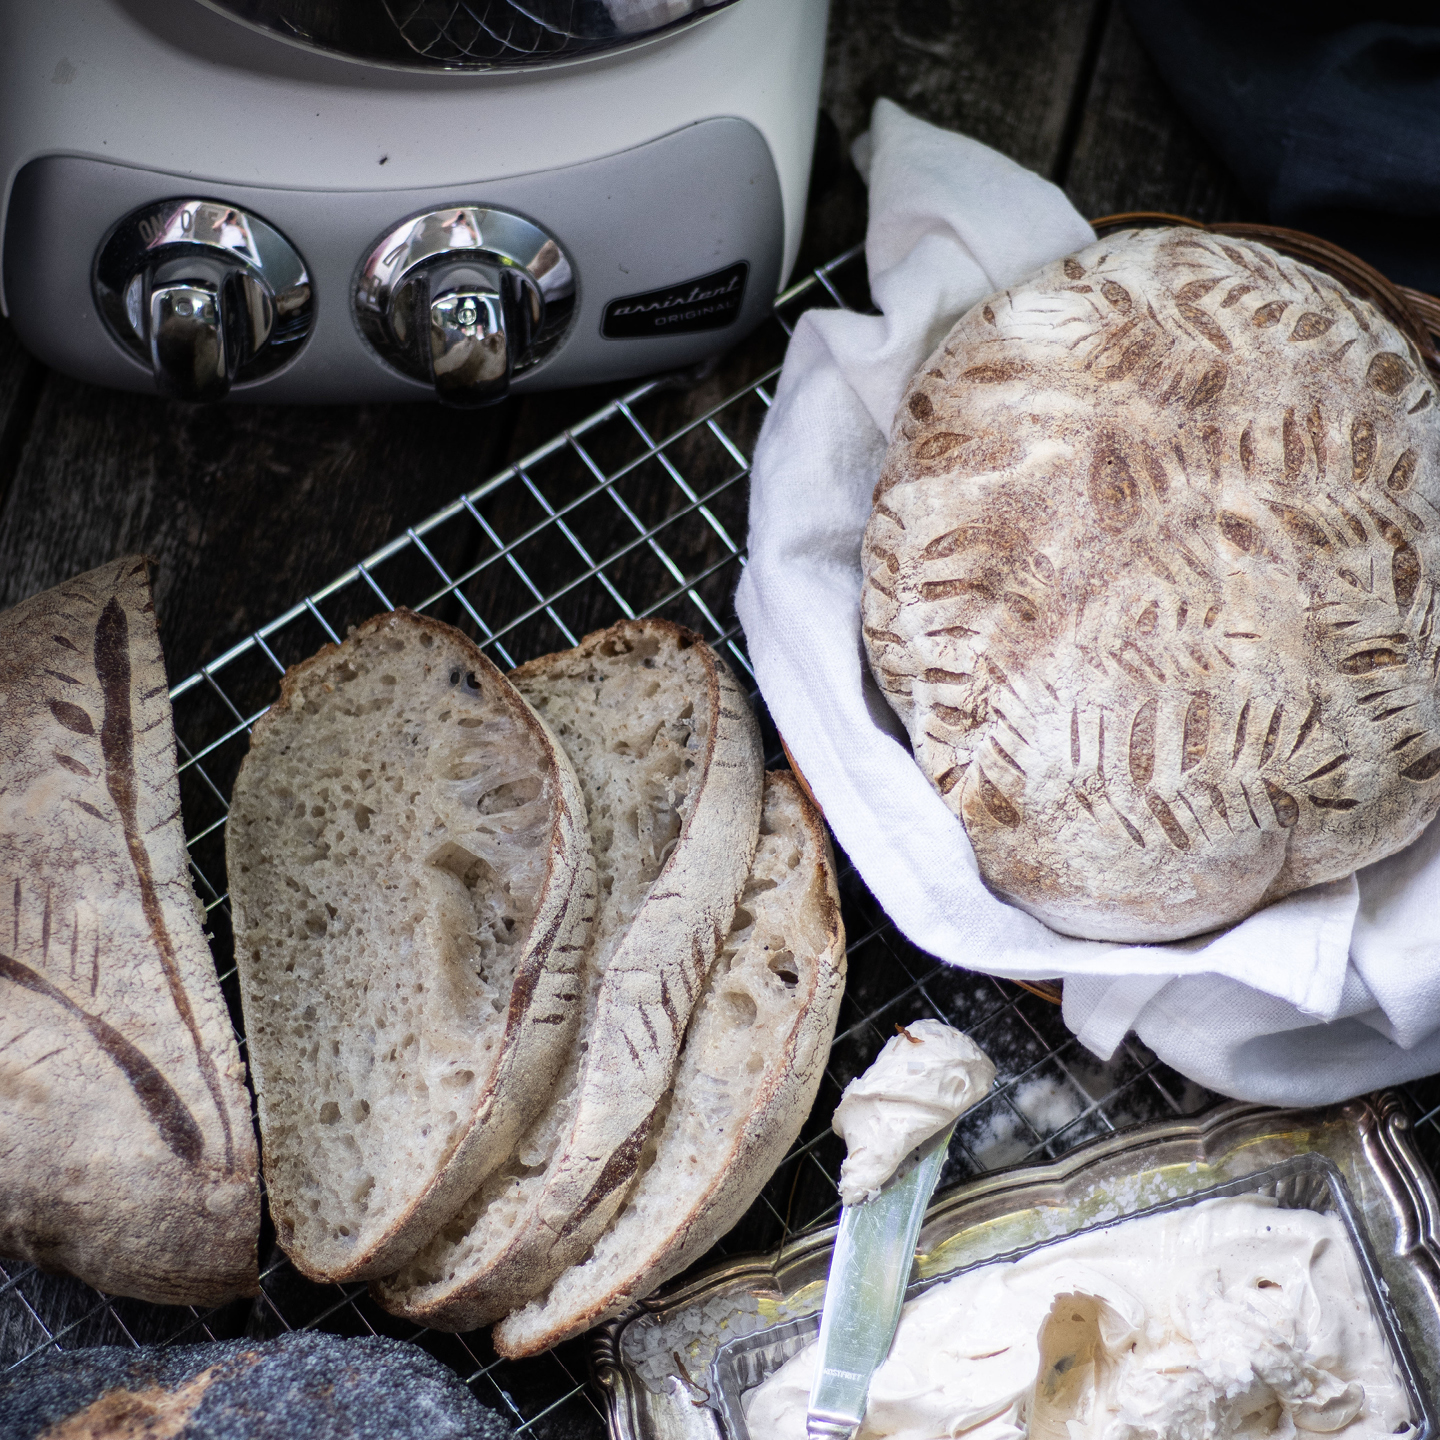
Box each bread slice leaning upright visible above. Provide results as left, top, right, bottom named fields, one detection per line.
left=495, top=769, right=847, bottom=1357
left=374, top=619, right=764, bottom=1330
left=227, top=610, right=597, bottom=1282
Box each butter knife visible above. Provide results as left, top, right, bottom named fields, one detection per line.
left=804, top=1120, right=956, bottom=1440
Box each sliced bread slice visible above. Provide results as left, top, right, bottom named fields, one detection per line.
left=0, top=557, right=259, bottom=1305
left=373, top=619, right=764, bottom=1330
left=493, top=770, right=846, bottom=1358
left=227, top=610, right=596, bottom=1282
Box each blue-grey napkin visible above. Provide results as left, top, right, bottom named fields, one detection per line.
left=1123, top=0, right=1440, bottom=292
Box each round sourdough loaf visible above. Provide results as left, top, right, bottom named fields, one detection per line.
left=862, top=226, right=1440, bottom=942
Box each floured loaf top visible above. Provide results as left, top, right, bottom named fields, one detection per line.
left=862, top=226, right=1440, bottom=942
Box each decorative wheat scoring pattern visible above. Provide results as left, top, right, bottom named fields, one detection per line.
left=0, top=559, right=257, bottom=1305
left=862, top=227, right=1440, bottom=942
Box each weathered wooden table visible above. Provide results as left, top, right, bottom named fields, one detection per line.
left=4, top=5, right=1436, bottom=1438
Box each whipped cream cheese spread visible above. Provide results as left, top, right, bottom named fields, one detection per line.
left=833, top=1019, right=995, bottom=1205
left=744, top=1195, right=1413, bottom=1440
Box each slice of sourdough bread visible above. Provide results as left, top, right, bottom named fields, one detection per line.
left=373, top=619, right=764, bottom=1330
left=227, top=610, right=596, bottom=1282
left=493, top=770, right=846, bottom=1358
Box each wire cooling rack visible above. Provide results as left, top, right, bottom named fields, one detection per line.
left=6, top=243, right=1440, bottom=1438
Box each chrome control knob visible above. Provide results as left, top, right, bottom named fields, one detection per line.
left=424, top=260, right=534, bottom=406
left=354, top=208, right=574, bottom=408
left=93, top=200, right=313, bottom=402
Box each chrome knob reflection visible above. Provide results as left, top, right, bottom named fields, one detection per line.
left=425, top=264, right=539, bottom=407
left=94, top=200, right=313, bottom=401
left=150, top=282, right=228, bottom=401
left=354, top=207, right=573, bottom=407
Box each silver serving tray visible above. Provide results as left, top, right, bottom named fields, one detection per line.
left=589, top=1093, right=1440, bottom=1440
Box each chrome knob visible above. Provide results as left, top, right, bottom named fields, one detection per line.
left=150, top=280, right=229, bottom=401
left=354, top=207, right=574, bottom=407
left=93, top=200, right=313, bottom=401
left=425, top=261, right=533, bottom=406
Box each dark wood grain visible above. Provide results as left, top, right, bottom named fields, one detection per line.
left=0, top=315, right=44, bottom=518
left=1060, top=3, right=1247, bottom=223
left=0, top=375, right=520, bottom=682
left=822, top=0, right=1105, bottom=175
left=793, top=0, right=1111, bottom=277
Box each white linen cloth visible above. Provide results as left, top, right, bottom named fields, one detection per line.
left=734, top=99, right=1440, bottom=1107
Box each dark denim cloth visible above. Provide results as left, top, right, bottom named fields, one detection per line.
left=1122, top=0, right=1440, bottom=292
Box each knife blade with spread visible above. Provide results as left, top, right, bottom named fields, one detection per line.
left=805, top=1020, right=996, bottom=1440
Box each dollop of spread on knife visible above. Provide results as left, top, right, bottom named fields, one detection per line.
left=832, top=1019, right=995, bottom=1206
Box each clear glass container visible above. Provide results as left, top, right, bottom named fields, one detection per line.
left=591, top=1095, right=1440, bottom=1440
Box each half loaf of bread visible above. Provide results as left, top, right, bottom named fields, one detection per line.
left=227, top=610, right=597, bottom=1282
left=0, top=557, right=259, bottom=1304
left=493, top=769, right=846, bottom=1358
left=864, top=226, right=1440, bottom=941
left=373, top=619, right=764, bottom=1330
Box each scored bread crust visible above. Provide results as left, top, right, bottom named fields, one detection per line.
left=863, top=226, right=1440, bottom=942
left=373, top=619, right=764, bottom=1331
left=0, top=558, right=259, bottom=1304
left=493, top=770, right=846, bottom=1358
left=227, top=610, right=596, bottom=1282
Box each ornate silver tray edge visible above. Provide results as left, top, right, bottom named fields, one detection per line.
left=589, top=1093, right=1440, bottom=1440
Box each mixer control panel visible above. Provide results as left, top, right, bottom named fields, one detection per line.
left=3, top=119, right=783, bottom=403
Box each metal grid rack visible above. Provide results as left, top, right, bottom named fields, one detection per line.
left=5, top=243, right=1440, bottom=1438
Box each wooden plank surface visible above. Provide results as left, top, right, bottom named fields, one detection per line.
left=1060, top=2, right=1246, bottom=223
left=0, top=364, right=525, bottom=683
left=0, top=316, right=43, bottom=518
left=822, top=0, right=1105, bottom=176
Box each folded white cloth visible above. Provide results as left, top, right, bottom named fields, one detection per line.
left=734, top=99, right=1440, bottom=1107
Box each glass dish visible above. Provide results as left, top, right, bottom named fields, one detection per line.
left=710, top=1153, right=1432, bottom=1440
left=590, top=1093, right=1440, bottom=1440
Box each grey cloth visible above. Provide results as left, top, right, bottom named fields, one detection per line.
left=1122, top=0, right=1440, bottom=292
left=0, top=1332, right=513, bottom=1440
